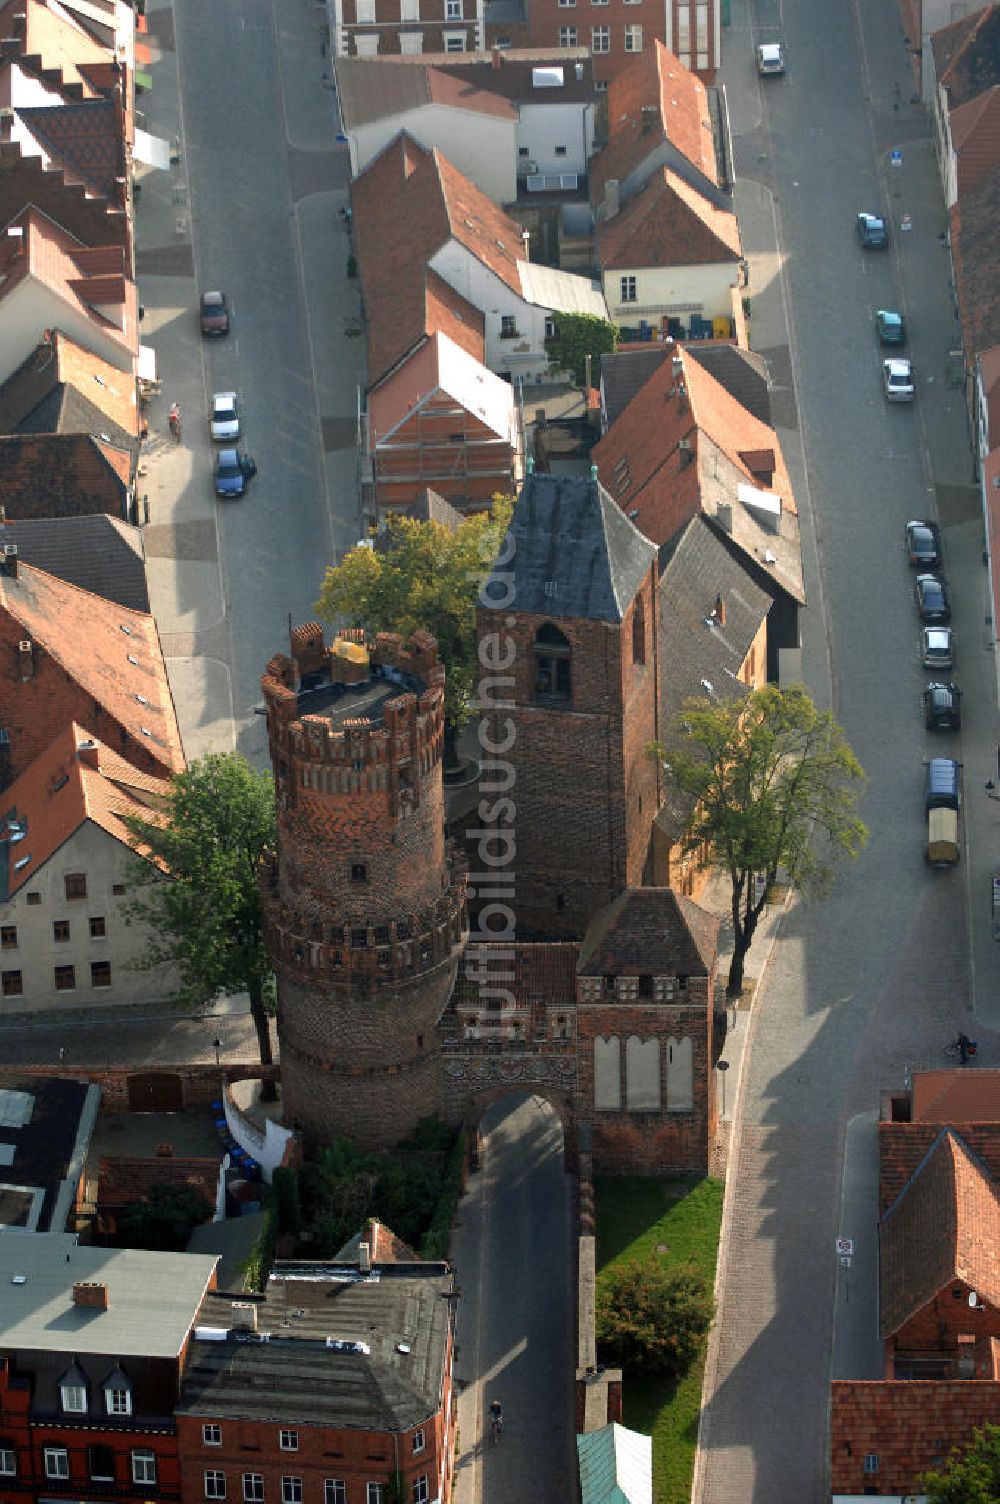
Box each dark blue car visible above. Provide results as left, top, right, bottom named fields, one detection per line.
left=216, top=449, right=247, bottom=499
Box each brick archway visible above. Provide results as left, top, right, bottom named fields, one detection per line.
left=462, top=1084, right=578, bottom=1174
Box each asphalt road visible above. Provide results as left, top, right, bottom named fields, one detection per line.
left=698, top=0, right=984, bottom=1498
left=173, top=0, right=339, bottom=767
left=451, top=1096, right=575, bottom=1504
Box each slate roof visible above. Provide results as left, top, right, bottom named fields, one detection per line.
left=0, top=331, right=137, bottom=443
left=932, top=2, right=1000, bottom=109
left=577, top=888, right=718, bottom=977
left=0, top=722, right=172, bottom=901
left=879, top=1129, right=1000, bottom=1338
left=950, top=163, right=1000, bottom=363
left=0, top=562, right=185, bottom=781
left=449, top=942, right=579, bottom=1014
left=0, top=515, right=148, bottom=612
left=479, top=472, right=655, bottom=622
left=15, top=98, right=125, bottom=203
left=598, top=167, right=742, bottom=270
left=376, top=488, right=464, bottom=540
left=0, top=433, right=132, bottom=520
left=180, top=1262, right=454, bottom=1429
left=589, top=42, right=718, bottom=202
left=0, top=1073, right=98, bottom=1233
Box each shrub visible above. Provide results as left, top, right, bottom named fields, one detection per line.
left=118, top=1183, right=213, bottom=1252
left=597, top=1259, right=714, bottom=1380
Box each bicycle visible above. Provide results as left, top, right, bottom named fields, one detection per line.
left=943, top=1035, right=977, bottom=1061
left=491, top=1414, right=503, bottom=1445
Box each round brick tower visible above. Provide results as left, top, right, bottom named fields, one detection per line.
left=261, top=622, right=466, bottom=1151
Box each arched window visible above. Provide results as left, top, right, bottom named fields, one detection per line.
left=632, top=597, right=646, bottom=665
left=533, top=623, right=571, bottom=704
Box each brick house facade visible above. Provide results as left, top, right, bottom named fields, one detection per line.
left=512, top=0, right=721, bottom=88
left=327, top=0, right=485, bottom=59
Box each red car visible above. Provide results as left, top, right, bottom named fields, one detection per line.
left=200, top=290, right=230, bottom=336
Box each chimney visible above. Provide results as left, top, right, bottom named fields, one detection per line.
left=716, top=501, right=733, bottom=533
left=584, top=353, right=592, bottom=390
left=73, top=1281, right=109, bottom=1310
left=2, top=543, right=17, bottom=579
left=17, top=638, right=33, bottom=680
left=491, top=44, right=502, bottom=69
left=77, top=739, right=100, bottom=771
left=358, top=1241, right=372, bottom=1273
left=713, top=592, right=726, bottom=626
left=230, top=1301, right=257, bottom=1332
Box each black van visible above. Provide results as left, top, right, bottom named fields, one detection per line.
left=925, top=757, right=962, bottom=811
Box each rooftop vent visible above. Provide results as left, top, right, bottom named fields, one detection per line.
left=231, top=1302, right=257, bottom=1332
left=532, top=65, right=565, bottom=88
left=325, top=1338, right=371, bottom=1355
left=194, top=1327, right=229, bottom=1342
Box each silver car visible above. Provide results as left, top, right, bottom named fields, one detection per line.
left=756, top=41, right=786, bottom=73
left=210, top=391, right=240, bottom=441
left=922, top=626, right=953, bottom=670
left=883, top=358, right=914, bottom=402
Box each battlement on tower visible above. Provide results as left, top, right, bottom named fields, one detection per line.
left=262, top=624, right=446, bottom=783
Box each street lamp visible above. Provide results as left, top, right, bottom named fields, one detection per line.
left=212, top=1036, right=222, bottom=1069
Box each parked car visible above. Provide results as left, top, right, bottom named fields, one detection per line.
left=905, top=519, right=941, bottom=567
left=875, top=308, right=906, bottom=345
left=200, top=290, right=230, bottom=336
left=210, top=391, right=240, bottom=441
left=915, top=573, right=951, bottom=623
left=883, top=357, right=915, bottom=402
left=857, top=212, right=889, bottom=248
left=927, top=806, right=960, bottom=867
left=756, top=41, right=786, bottom=74
left=924, top=682, right=961, bottom=730
left=925, top=756, right=961, bottom=811
left=921, top=625, right=953, bottom=669
left=215, top=448, right=248, bottom=498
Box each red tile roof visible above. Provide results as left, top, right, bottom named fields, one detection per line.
left=831, top=1379, right=1000, bottom=1496
left=0, top=433, right=132, bottom=519
left=0, top=559, right=184, bottom=782
left=912, top=1068, right=1000, bottom=1122
left=352, top=137, right=490, bottom=384
left=951, top=83, right=1000, bottom=195
left=0, top=205, right=135, bottom=365
left=0, top=0, right=112, bottom=97
left=880, top=1129, right=1000, bottom=1338
left=335, top=1218, right=419, bottom=1264
left=598, top=166, right=742, bottom=270
left=0, top=329, right=138, bottom=439
left=590, top=42, right=718, bottom=202
left=1, top=722, right=172, bottom=898
left=577, top=887, right=719, bottom=976
left=932, top=2, right=1000, bottom=109
left=879, top=1120, right=1000, bottom=1212
left=15, top=98, right=126, bottom=205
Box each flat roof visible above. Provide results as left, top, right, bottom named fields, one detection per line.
left=0, top=1236, right=218, bottom=1358
left=295, top=667, right=426, bottom=726
left=179, top=1264, right=453, bottom=1430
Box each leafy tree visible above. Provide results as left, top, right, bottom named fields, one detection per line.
left=650, top=684, right=866, bottom=999
left=118, top=1183, right=213, bottom=1251
left=315, top=496, right=514, bottom=763
left=546, top=310, right=619, bottom=386
left=921, top=1423, right=1000, bottom=1502
left=597, top=1260, right=714, bottom=1380
left=123, top=753, right=278, bottom=1090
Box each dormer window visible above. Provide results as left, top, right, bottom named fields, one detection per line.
left=102, top=1369, right=132, bottom=1417
left=533, top=623, right=571, bottom=704
left=60, top=1364, right=88, bottom=1414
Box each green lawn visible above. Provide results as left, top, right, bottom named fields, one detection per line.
left=594, top=1176, right=725, bottom=1504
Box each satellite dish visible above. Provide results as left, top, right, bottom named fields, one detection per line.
left=969, top=1290, right=979, bottom=1308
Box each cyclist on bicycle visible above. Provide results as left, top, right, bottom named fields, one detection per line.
left=489, top=1399, right=503, bottom=1438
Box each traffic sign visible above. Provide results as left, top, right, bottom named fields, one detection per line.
left=836, top=1238, right=854, bottom=1256
left=890, top=149, right=903, bottom=168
